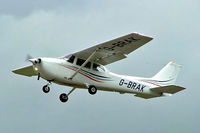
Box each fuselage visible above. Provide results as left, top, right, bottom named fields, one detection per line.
left=32, top=57, right=161, bottom=97
left=12, top=32, right=185, bottom=102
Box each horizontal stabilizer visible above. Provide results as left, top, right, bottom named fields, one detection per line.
left=12, top=65, right=37, bottom=77
left=134, top=93, right=159, bottom=99
left=151, top=85, right=185, bottom=94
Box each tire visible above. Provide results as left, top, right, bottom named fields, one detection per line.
left=59, top=93, right=68, bottom=103
left=88, top=85, right=97, bottom=95
left=42, top=85, right=50, bottom=93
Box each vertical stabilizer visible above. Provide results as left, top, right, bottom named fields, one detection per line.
left=152, top=61, right=182, bottom=85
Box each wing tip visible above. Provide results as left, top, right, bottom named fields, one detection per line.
left=132, top=32, right=153, bottom=40
left=12, top=69, right=19, bottom=74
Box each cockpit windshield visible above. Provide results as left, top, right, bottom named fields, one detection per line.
left=63, top=54, right=75, bottom=63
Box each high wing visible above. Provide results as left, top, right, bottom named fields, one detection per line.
left=12, top=65, right=37, bottom=77
left=72, top=33, right=153, bottom=65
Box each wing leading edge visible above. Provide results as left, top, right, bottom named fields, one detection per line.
left=71, top=33, right=153, bottom=65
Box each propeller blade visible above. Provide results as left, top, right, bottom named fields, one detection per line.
left=26, top=54, right=33, bottom=61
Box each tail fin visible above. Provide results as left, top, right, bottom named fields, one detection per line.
left=152, top=61, right=182, bottom=86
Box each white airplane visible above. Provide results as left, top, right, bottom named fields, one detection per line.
left=13, top=33, right=185, bottom=103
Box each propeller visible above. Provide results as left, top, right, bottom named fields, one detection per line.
left=26, top=54, right=41, bottom=64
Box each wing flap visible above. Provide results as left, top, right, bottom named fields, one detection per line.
left=97, top=53, right=127, bottom=65
left=12, top=65, right=37, bottom=77
left=151, top=85, right=185, bottom=94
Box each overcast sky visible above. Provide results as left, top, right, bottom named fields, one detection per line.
left=0, top=0, right=200, bottom=133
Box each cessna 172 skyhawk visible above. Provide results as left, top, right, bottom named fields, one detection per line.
left=13, top=33, right=185, bottom=103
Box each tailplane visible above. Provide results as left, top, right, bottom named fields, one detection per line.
left=151, top=61, right=182, bottom=86
left=135, top=61, right=185, bottom=99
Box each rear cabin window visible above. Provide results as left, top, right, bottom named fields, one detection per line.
left=93, top=63, right=99, bottom=71
left=76, top=58, right=85, bottom=66
left=93, top=63, right=105, bottom=72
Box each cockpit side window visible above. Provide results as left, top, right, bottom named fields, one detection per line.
left=85, top=62, right=91, bottom=69
left=76, top=58, right=85, bottom=66
left=76, top=58, right=91, bottom=69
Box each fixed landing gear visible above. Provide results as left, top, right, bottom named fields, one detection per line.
left=41, top=83, right=97, bottom=103
left=88, top=85, right=97, bottom=95
left=42, top=82, right=51, bottom=93
left=41, top=81, right=75, bottom=103
left=60, top=93, right=68, bottom=102
left=42, top=85, right=50, bottom=93
left=59, top=87, right=76, bottom=103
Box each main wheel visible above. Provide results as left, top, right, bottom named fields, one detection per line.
left=88, top=85, right=97, bottom=95
left=59, top=93, right=68, bottom=103
left=42, top=85, right=50, bottom=93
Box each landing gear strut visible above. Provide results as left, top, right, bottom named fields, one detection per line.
left=59, top=87, right=76, bottom=103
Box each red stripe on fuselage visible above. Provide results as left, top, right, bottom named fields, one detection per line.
left=62, top=65, right=104, bottom=83
left=143, top=81, right=162, bottom=87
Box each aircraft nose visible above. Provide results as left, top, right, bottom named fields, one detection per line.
left=29, top=58, right=41, bottom=64
left=28, top=59, right=35, bottom=63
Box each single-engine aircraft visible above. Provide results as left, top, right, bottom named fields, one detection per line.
left=13, top=33, right=185, bottom=103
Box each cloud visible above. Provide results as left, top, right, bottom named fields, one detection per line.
left=0, top=0, right=69, bottom=17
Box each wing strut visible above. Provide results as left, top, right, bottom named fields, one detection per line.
left=68, top=48, right=99, bottom=80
